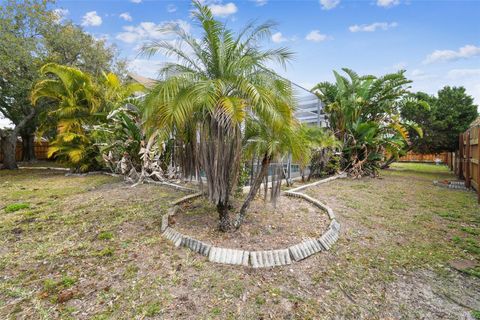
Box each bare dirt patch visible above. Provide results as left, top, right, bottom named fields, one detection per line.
left=173, top=195, right=330, bottom=250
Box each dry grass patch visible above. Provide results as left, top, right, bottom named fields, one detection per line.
left=0, top=164, right=479, bottom=319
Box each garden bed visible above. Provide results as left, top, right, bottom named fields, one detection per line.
left=173, top=195, right=330, bottom=251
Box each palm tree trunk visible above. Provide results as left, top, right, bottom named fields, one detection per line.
left=234, top=154, right=270, bottom=229
left=199, top=116, right=242, bottom=231
left=264, top=173, right=268, bottom=202
left=217, top=199, right=231, bottom=232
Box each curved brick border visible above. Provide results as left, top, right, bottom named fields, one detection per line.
left=161, top=174, right=347, bottom=268
left=20, top=166, right=345, bottom=268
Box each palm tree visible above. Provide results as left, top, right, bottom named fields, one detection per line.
left=32, top=63, right=144, bottom=172
left=234, top=113, right=302, bottom=228
left=31, top=63, right=102, bottom=171
left=300, top=126, right=342, bottom=181
left=313, top=68, right=424, bottom=177
left=142, top=1, right=294, bottom=231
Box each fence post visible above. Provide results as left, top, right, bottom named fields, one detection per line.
left=477, top=127, right=480, bottom=204
left=458, top=134, right=463, bottom=179
left=465, top=130, right=471, bottom=188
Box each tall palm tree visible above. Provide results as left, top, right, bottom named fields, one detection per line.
left=142, top=1, right=294, bottom=231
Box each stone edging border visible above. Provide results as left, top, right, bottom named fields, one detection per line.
left=161, top=174, right=347, bottom=268
left=433, top=180, right=469, bottom=191
left=18, top=166, right=346, bottom=268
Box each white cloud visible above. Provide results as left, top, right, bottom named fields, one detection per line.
left=93, top=33, right=110, bottom=42
left=272, top=32, right=287, bottom=43
left=376, top=0, right=400, bottom=7
left=116, top=20, right=191, bottom=44
left=81, top=11, right=102, bottom=27
left=53, top=8, right=69, bottom=22
left=410, top=71, right=480, bottom=106
left=319, top=0, right=340, bottom=10
left=128, top=59, right=162, bottom=78
left=254, top=0, right=268, bottom=6
left=447, top=69, right=480, bottom=79
left=424, top=44, right=480, bottom=64
left=393, top=62, right=408, bottom=70
left=208, top=2, right=238, bottom=17
left=167, top=4, right=177, bottom=13
left=131, top=0, right=142, bottom=3
left=119, top=12, right=132, bottom=22
left=305, top=30, right=328, bottom=42
left=411, top=69, right=425, bottom=77
left=349, top=22, right=398, bottom=32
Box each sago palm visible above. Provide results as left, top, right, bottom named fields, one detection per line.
left=142, top=1, right=295, bottom=230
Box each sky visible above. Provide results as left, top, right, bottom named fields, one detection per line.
left=1, top=0, right=480, bottom=127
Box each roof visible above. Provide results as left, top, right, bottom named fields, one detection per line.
left=127, top=73, right=158, bottom=89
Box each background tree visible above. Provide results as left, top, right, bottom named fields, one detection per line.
left=402, top=87, right=478, bottom=154
left=0, top=0, right=50, bottom=168
left=0, top=0, right=123, bottom=169
left=235, top=113, right=299, bottom=228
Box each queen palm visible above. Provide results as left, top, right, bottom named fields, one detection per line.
left=142, top=1, right=294, bottom=231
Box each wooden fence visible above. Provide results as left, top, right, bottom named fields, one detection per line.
left=0, top=140, right=49, bottom=162
left=447, top=125, right=480, bottom=203
left=399, top=152, right=448, bottom=163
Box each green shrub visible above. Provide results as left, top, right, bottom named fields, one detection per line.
left=5, top=203, right=30, bottom=213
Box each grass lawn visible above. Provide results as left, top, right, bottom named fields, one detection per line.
left=0, top=163, right=479, bottom=319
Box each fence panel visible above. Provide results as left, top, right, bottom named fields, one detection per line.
left=0, top=140, right=50, bottom=162
left=399, top=152, right=448, bottom=163
left=456, top=126, right=479, bottom=203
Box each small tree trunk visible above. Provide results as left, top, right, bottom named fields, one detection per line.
left=234, top=154, right=270, bottom=229
left=21, top=133, right=36, bottom=162
left=1, top=133, right=18, bottom=170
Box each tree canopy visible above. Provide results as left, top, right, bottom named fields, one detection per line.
left=402, top=87, right=478, bottom=153
left=0, top=0, right=124, bottom=168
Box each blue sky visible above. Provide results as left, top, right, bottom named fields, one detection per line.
left=1, top=0, right=479, bottom=128
left=51, top=0, right=480, bottom=105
